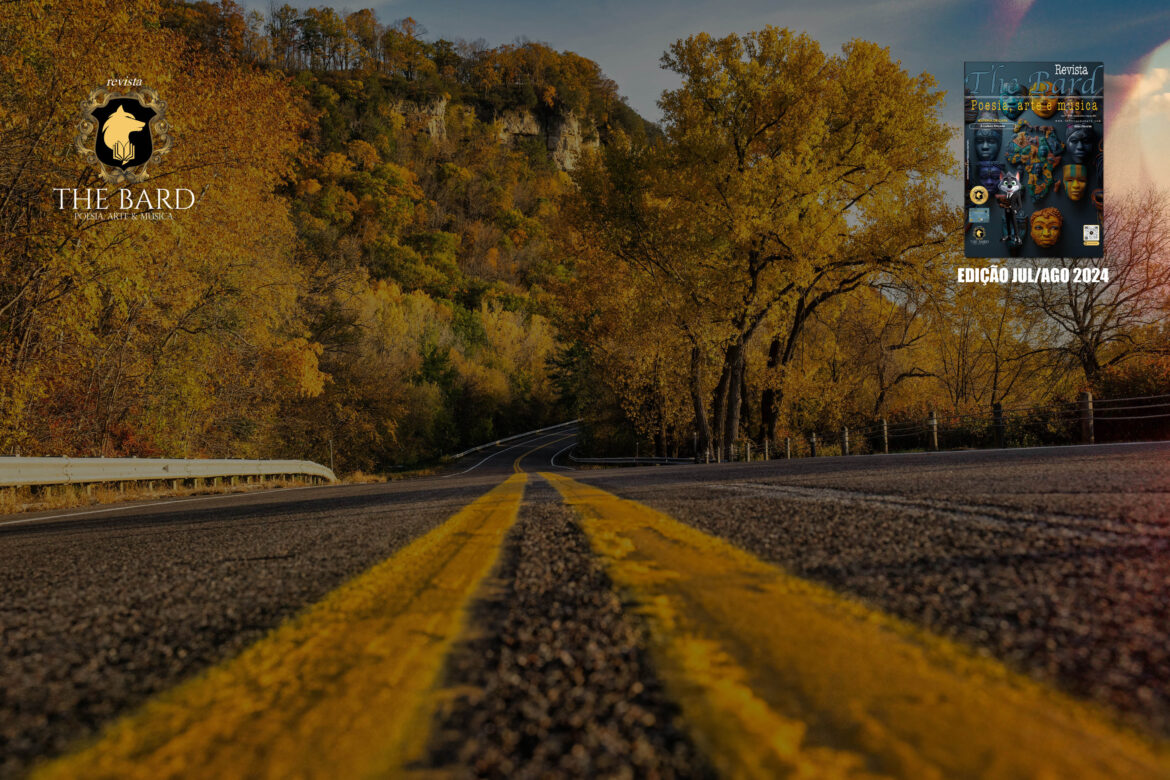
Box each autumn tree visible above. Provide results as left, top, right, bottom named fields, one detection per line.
left=1018, top=187, right=1170, bottom=383
left=0, top=0, right=313, bottom=457
left=562, top=28, right=957, bottom=457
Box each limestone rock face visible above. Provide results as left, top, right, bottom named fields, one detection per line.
left=495, top=109, right=600, bottom=171
left=398, top=96, right=448, bottom=141
left=496, top=109, right=543, bottom=141
left=399, top=99, right=600, bottom=171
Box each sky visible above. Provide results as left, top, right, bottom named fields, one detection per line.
left=242, top=0, right=1170, bottom=191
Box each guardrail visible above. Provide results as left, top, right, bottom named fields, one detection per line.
left=0, top=457, right=337, bottom=488
left=569, top=453, right=693, bottom=466
left=447, top=419, right=580, bottom=460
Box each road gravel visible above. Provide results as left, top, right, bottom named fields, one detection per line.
left=576, top=442, right=1170, bottom=739
left=426, top=477, right=711, bottom=778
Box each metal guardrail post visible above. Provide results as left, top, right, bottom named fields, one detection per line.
left=840, top=426, right=850, bottom=456
left=1079, top=391, right=1095, bottom=444
left=928, top=411, right=939, bottom=451
left=881, top=418, right=889, bottom=454
left=809, top=432, right=818, bottom=457
left=992, top=402, right=1005, bottom=448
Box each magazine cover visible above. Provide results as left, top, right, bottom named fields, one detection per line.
left=3, top=2, right=1169, bottom=778
left=964, top=61, right=1105, bottom=258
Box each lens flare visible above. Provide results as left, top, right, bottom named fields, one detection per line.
left=1109, top=41, right=1170, bottom=190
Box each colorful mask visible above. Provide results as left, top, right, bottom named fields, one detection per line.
left=1000, top=79, right=1028, bottom=120
left=1062, top=164, right=1087, bottom=201
left=1006, top=120, right=1065, bottom=202
left=1029, top=207, right=1063, bottom=248
left=1064, top=124, right=1098, bottom=164
left=1029, top=81, right=1060, bottom=119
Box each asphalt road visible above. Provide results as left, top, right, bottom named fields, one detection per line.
left=3, top=436, right=1169, bottom=776
left=0, top=430, right=576, bottom=778
left=571, top=441, right=1170, bottom=741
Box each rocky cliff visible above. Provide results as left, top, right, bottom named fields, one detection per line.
left=397, top=98, right=599, bottom=171
left=494, top=109, right=600, bottom=171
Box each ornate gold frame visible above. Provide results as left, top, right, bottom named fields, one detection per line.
left=75, top=86, right=173, bottom=186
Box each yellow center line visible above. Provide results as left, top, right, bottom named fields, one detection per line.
left=541, top=471, right=1170, bottom=779
left=513, top=433, right=573, bottom=473
left=34, top=474, right=528, bottom=780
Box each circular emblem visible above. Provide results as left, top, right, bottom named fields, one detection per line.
left=973, top=226, right=986, bottom=240
left=969, top=185, right=988, bottom=205
left=75, top=86, right=172, bottom=186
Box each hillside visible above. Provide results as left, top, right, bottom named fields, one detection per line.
left=0, top=1, right=653, bottom=472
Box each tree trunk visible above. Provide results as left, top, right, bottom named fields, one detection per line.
left=761, top=335, right=782, bottom=441
left=721, top=341, right=746, bottom=460
left=712, top=355, right=732, bottom=456
left=689, top=345, right=713, bottom=457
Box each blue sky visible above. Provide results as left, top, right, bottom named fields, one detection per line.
left=242, top=0, right=1170, bottom=187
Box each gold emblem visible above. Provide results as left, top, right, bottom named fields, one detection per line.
left=969, top=185, right=988, bottom=205
left=75, top=87, right=172, bottom=185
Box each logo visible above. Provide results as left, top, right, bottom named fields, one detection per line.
left=973, top=226, right=986, bottom=240
left=75, top=86, right=172, bottom=185
left=969, top=185, right=988, bottom=205
left=1083, top=224, right=1100, bottom=246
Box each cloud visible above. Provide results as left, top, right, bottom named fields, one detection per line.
left=1108, top=69, right=1170, bottom=127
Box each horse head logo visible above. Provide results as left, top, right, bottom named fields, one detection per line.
left=102, top=105, right=146, bottom=164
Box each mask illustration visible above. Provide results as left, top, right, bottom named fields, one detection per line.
left=1062, top=164, right=1087, bottom=201
left=1029, top=81, right=1060, bottom=119
left=1064, top=124, right=1099, bottom=165
left=1029, top=207, right=1063, bottom=248
left=977, top=161, right=1006, bottom=190
left=1006, top=120, right=1065, bottom=202
left=973, top=119, right=1002, bottom=161
left=1000, top=79, right=1028, bottom=120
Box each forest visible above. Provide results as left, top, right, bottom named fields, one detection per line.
left=1, top=1, right=1167, bottom=472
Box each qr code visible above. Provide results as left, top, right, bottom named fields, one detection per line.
left=1084, top=224, right=1100, bottom=243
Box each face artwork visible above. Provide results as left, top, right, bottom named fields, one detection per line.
left=978, top=161, right=1006, bottom=190
left=1065, top=125, right=1098, bottom=164
left=1063, top=164, right=1087, bottom=201
left=1030, top=207, right=1063, bottom=247
left=973, top=123, right=1002, bottom=161
left=1000, top=79, right=1028, bottom=120
left=963, top=61, right=1104, bottom=260
left=1030, top=81, right=1060, bottom=119
left=1006, top=120, right=1065, bottom=202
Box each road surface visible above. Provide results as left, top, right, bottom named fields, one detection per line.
left=3, top=435, right=1169, bottom=777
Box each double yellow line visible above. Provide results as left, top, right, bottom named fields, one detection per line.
left=35, top=451, right=1170, bottom=778
left=541, top=472, right=1170, bottom=778
left=34, top=475, right=527, bottom=780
